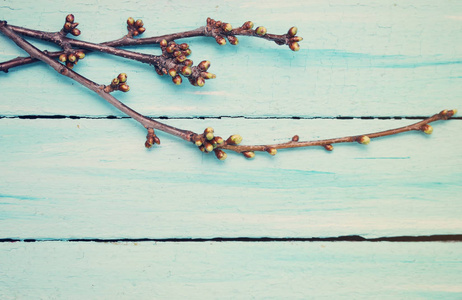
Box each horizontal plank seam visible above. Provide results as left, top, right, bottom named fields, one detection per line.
left=1, top=115, right=461, bottom=120
left=1, top=235, right=461, bottom=243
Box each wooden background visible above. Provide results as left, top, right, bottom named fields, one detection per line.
left=1, top=0, right=461, bottom=298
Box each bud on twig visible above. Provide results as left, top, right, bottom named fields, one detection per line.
left=266, top=147, right=277, bottom=156
left=292, top=135, right=299, bottom=142
left=198, top=60, right=211, bottom=71
left=214, top=149, right=227, bottom=161
left=242, top=151, right=255, bottom=159
left=358, top=135, right=371, bottom=145
left=288, top=26, right=298, bottom=37
left=226, top=134, right=243, bottom=145
left=255, top=26, right=267, bottom=36
left=421, top=124, right=433, bottom=135
left=324, top=144, right=334, bottom=151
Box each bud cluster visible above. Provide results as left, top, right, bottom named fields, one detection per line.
left=155, top=39, right=215, bottom=87
left=126, top=17, right=146, bottom=37
left=286, top=26, right=302, bottom=51
left=193, top=127, right=229, bottom=160
left=58, top=50, right=85, bottom=69
left=62, top=14, right=81, bottom=36
left=206, top=18, right=239, bottom=46
left=105, top=73, right=130, bottom=93
left=145, top=128, right=160, bottom=148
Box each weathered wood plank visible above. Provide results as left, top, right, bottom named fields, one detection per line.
left=1, top=0, right=460, bottom=117
left=1, top=242, right=461, bottom=299
left=1, top=118, right=460, bottom=239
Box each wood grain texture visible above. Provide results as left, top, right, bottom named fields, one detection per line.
left=1, top=242, right=461, bottom=299
left=1, top=0, right=461, bottom=298
left=1, top=118, right=460, bottom=239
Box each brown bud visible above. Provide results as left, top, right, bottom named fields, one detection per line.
left=198, top=60, right=211, bottom=71
left=65, top=61, right=74, bottom=69
left=196, top=77, right=205, bottom=87
left=71, top=28, right=81, bottom=36
left=132, top=30, right=139, bottom=36
left=194, top=136, right=204, bottom=147
left=160, top=39, right=168, bottom=47
left=184, top=59, right=193, bottom=67
left=67, top=53, right=77, bottom=63
left=58, top=54, right=67, bottom=62
left=292, top=135, right=299, bottom=142
left=266, top=147, right=277, bottom=156
left=291, top=36, right=303, bottom=42
left=173, top=50, right=182, bottom=57
left=176, top=55, right=187, bottom=63
left=215, top=36, right=226, bottom=45
left=145, top=140, right=153, bottom=148
left=118, top=84, right=130, bottom=92
left=213, top=136, right=224, bottom=145
left=242, top=151, right=255, bottom=159
left=227, top=35, right=239, bottom=45
left=166, top=45, right=175, bottom=53
left=146, top=136, right=154, bottom=147
left=204, top=142, right=214, bottom=153
left=255, top=26, right=267, bottom=36
left=358, top=135, right=371, bottom=144
left=324, top=144, right=333, bottom=151
left=66, top=14, right=75, bottom=23
left=288, top=26, right=298, bottom=37
left=117, top=73, right=127, bottom=83
left=227, top=134, right=243, bottom=145
left=111, top=78, right=120, bottom=87
left=135, top=19, right=143, bottom=27
left=172, top=75, right=182, bottom=85
left=214, top=149, right=227, bottom=161
left=168, top=69, right=177, bottom=77
left=75, top=51, right=85, bottom=59
left=179, top=43, right=189, bottom=50
left=204, top=127, right=214, bottom=140
left=215, top=21, right=222, bottom=28
left=127, top=17, right=135, bottom=26
left=222, top=23, right=233, bottom=32
left=63, top=22, right=72, bottom=31
left=199, top=145, right=206, bottom=152
left=243, top=21, right=254, bottom=30
left=153, top=136, right=161, bottom=145
left=155, top=68, right=163, bottom=76
left=71, top=22, right=79, bottom=29
left=183, top=49, right=192, bottom=56
left=289, top=42, right=300, bottom=51
left=201, top=72, right=216, bottom=80
left=421, top=124, right=433, bottom=135
left=137, top=27, right=146, bottom=34
left=180, top=66, right=192, bottom=76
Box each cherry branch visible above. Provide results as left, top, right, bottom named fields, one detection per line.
left=0, top=18, right=457, bottom=161
left=0, top=16, right=301, bottom=73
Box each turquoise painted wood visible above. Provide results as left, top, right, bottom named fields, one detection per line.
left=1, top=242, right=462, bottom=299
left=1, top=0, right=461, bottom=298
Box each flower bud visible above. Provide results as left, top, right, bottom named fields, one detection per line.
left=179, top=43, right=189, bottom=50
left=266, top=147, right=277, bottom=156
left=75, top=51, right=85, bottom=59
left=153, top=136, right=161, bottom=145
left=358, top=135, right=370, bottom=144
left=127, top=17, right=135, bottom=26
left=255, top=26, right=267, bottom=36
left=288, top=26, right=298, bottom=37
left=242, top=151, right=255, bottom=159
left=292, top=135, right=299, bottom=142
left=214, top=149, right=227, bottom=161
left=199, top=145, right=206, bottom=152
left=184, top=59, right=193, bottom=67
left=66, top=14, right=75, bottom=23
left=58, top=54, right=67, bottom=62
left=66, top=61, right=74, bottom=69
left=111, top=78, right=120, bottom=87
left=204, top=142, right=214, bottom=153
left=243, top=21, right=254, bottom=30
left=324, top=144, right=333, bottom=151
left=160, top=39, right=168, bottom=47
left=183, top=49, right=192, bottom=56
left=196, top=77, right=205, bottom=87
left=166, top=45, right=175, bottom=53
left=133, top=30, right=139, bottom=36
left=71, top=28, right=81, bottom=36
left=215, top=36, right=226, bottom=45
left=227, top=134, right=242, bottom=145
left=135, top=19, right=143, bottom=27
left=119, top=84, right=130, bottom=92
left=291, top=36, right=303, bottom=42
left=117, top=73, right=127, bottom=83
left=168, top=69, right=177, bottom=77
left=145, top=140, right=153, bottom=148
left=289, top=42, right=300, bottom=51
left=172, top=75, right=182, bottom=85
left=64, top=22, right=72, bottom=31
left=201, top=72, right=216, bottom=79
left=137, top=27, right=146, bottom=34
left=198, top=60, right=211, bottom=71
left=421, top=124, right=433, bottom=135
left=213, top=136, right=224, bottom=145
left=215, top=21, right=222, bottom=28
left=204, top=127, right=214, bottom=140
left=222, top=23, right=233, bottom=32
left=227, top=35, right=239, bottom=45
left=67, top=53, right=77, bottom=63
left=194, top=136, right=203, bottom=147
left=180, top=66, right=192, bottom=76
left=176, top=55, right=187, bottom=63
